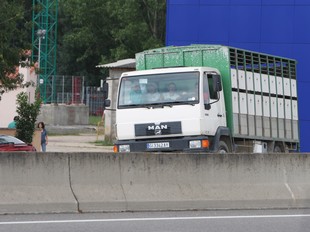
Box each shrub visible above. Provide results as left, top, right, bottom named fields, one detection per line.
left=15, top=91, right=42, bottom=143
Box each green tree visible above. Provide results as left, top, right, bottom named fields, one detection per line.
left=106, top=0, right=166, bottom=60
left=0, top=0, right=32, bottom=100
left=57, top=0, right=116, bottom=85
left=57, top=0, right=166, bottom=85
left=15, top=92, right=42, bottom=144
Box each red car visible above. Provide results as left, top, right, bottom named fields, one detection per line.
left=0, top=135, right=36, bottom=151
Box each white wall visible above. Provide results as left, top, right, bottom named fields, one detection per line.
left=0, top=65, right=37, bottom=127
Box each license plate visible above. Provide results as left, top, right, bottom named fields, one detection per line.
left=147, top=142, right=170, bottom=149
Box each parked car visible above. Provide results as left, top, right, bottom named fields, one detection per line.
left=0, top=135, right=36, bottom=151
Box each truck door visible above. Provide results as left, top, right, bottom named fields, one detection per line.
left=202, top=73, right=226, bottom=135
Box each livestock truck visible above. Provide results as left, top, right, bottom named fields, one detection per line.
left=112, top=45, right=299, bottom=153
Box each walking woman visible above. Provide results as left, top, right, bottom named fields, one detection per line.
left=38, top=122, right=48, bottom=152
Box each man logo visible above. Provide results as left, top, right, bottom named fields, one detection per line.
left=147, top=124, right=168, bottom=130
left=148, top=124, right=168, bottom=135
left=155, top=128, right=162, bottom=135
left=135, top=121, right=180, bottom=137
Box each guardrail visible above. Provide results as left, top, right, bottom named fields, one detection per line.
left=0, top=152, right=309, bottom=214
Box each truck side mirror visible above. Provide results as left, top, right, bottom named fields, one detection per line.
left=204, top=103, right=211, bottom=110
left=103, top=82, right=109, bottom=99
left=102, top=81, right=110, bottom=109
left=104, top=99, right=111, bottom=108
left=213, top=75, right=222, bottom=92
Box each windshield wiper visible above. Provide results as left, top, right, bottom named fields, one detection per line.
left=172, top=101, right=196, bottom=106
left=145, top=102, right=196, bottom=108
left=122, top=101, right=196, bottom=109
left=145, top=103, right=167, bottom=108
left=122, top=104, right=154, bottom=109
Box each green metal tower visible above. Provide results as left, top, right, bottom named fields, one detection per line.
left=32, top=0, right=58, bottom=103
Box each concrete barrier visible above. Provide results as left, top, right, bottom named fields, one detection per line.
left=69, top=153, right=127, bottom=212
left=69, top=153, right=310, bottom=212
left=0, top=153, right=77, bottom=214
left=1, top=152, right=310, bottom=214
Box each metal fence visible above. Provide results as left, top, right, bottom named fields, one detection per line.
left=42, top=75, right=105, bottom=116
left=85, top=86, right=106, bottom=116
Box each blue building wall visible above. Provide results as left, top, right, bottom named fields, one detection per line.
left=166, top=0, right=310, bottom=151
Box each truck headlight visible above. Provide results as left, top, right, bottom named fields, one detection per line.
left=119, top=144, right=130, bottom=152
left=189, top=140, right=201, bottom=148
left=189, top=139, right=209, bottom=149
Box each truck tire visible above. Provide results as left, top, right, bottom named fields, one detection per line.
left=217, top=141, right=229, bottom=153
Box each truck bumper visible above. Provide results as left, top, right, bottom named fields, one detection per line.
left=114, top=136, right=210, bottom=153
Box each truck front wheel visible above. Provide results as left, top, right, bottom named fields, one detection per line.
left=217, top=141, right=229, bottom=153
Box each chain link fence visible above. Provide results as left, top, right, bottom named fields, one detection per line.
left=42, top=75, right=106, bottom=116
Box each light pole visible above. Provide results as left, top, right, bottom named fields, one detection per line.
left=36, top=29, right=46, bottom=75
left=36, top=29, right=46, bottom=101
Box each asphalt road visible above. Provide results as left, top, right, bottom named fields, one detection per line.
left=48, top=133, right=113, bottom=152
left=1, top=209, right=310, bottom=232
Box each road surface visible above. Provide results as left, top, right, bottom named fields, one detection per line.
left=0, top=209, right=309, bottom=232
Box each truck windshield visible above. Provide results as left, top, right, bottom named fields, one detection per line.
left=118, top=71, right=200, bottom=108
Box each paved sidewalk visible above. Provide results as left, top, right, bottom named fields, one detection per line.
left=47, top=133, right=113, bottom=153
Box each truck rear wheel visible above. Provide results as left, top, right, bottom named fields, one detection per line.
left=217, top=141, right=229, bottom=153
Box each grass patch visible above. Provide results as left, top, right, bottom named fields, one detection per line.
left=93, top=140, right=114, bottom=146
left=89, top=115, right=102, bottom=125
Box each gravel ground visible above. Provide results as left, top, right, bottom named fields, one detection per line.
left=47, top=133, right=113, bottom=153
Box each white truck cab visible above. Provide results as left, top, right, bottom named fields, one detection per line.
left=114, top=67, right=229, bottom=152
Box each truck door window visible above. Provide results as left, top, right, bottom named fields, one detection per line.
left=207, top=74, right=218, bottom=100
